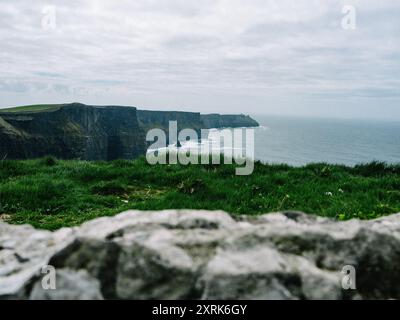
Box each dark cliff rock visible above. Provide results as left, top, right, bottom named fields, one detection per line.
left=0, top=103, right=144, bottom=160
left=201, top=113, right=259, bottom=128
left=0, top=103, right=259, bottom=160
left=137, top=110, right=203, bottom=145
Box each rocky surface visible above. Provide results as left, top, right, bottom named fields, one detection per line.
left=2, top=209, right=399, bottom=300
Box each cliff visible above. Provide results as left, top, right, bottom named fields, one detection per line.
left=137, top=110, right=203, bottom=145
left=0, top=103, right=144, bottom=160
left=0, top=103, right=259, bottom=160
left=201, top=113, right=259, bottom=128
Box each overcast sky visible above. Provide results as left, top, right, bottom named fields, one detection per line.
left=1, top=0, right=399, bottom=119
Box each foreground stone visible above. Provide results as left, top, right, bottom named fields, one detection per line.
left=1, top=210, right=400, bottom=300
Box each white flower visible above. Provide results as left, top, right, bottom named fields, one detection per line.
left=338, top=188, right=344, bottom=193
left=325, top=192, right=333, bottom=196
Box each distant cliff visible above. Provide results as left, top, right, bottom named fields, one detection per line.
left=0, top=103, right=259, bottom=160
left=138, top=110, right=259, bottom=138
left=201, top=113, right=259, bottom=128
left=137, top=110, right=203, bottom=145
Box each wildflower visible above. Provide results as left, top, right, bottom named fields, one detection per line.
left=325, top=192, right=333, bottom=196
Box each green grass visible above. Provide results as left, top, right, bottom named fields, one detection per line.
left=0, top=104, right=63, bottom=113
left=1, top=157, right=399, bottom=230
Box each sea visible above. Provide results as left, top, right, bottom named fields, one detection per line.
left=247, top=115, right=400, bottom=166
left=149, top=114, right=400, bottom=167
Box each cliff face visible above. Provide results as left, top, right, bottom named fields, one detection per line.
left=201, top=113, right=259, bottom=128
left=138, top=110, right=259, bottom=142
left=0, top=103, right=259, bottom=160
left=0, top=103, right=144, bottom=160
left=137, top=110, right=203, bottom=145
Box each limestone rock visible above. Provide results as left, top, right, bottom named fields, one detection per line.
left=1, top=210, right=400, bottom=300
left=0, top=222, right=73, bottom=299
left=29, top=269, right=103, bottom=300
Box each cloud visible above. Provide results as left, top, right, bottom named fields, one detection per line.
left=0, top=0, right=399, bottom=118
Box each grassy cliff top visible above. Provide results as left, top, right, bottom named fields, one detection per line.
left=0, top=104, right=65, bottom=113
left=0, top=157, right=399, bottom=230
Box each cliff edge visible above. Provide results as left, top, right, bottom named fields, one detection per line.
left=0, top=103, right=259, bottom=160
left=201, top=113, right=259, bottom=128
left=0, top=103, right=144, bottom=160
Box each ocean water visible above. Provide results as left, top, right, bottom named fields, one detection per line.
left=149, top=115, right=400, bottom=167
left=250, top=115, right=400, bottom=166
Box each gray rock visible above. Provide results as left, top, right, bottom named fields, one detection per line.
left=29, top=269, right=103, bottom=300
left=0, top=223, right=73, bottom=299
left=1, top=210, right=400, bottom=299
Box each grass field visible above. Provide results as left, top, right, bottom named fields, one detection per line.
left=0, top=104, right=63, bottom=113
left=0, top=156, right=399, bottom=230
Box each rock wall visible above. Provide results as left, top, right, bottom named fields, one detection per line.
left=1, top=210, right=400, bottom=300
left=0, top=103, right=144, bottom=160
left=137, top=110, right=203, bottom=145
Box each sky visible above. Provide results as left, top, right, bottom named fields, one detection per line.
left=0, top=0, right=399, bottom=120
